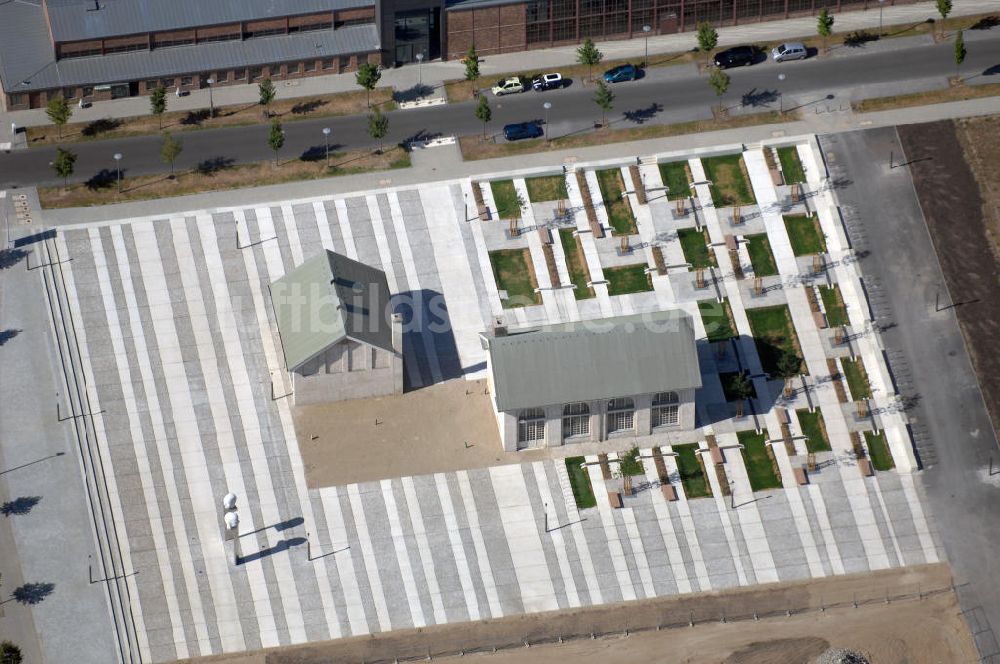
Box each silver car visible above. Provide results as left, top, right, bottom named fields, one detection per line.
left=771, top=42, right=807, bottom=62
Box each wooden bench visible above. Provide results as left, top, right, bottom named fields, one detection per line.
left=661, top=484, right=678, bottom=501
left=770, top=169, right=784, bottom=187
left=629, top=165, right=647, bottom=204
left=537, top=227, right=552, bottom=244
left=793, top=466, right=809, bottom=485
left=858, top=458, right=873, bottom=477
left=710, top=446, right=724, bottom=465
left=813, top=311, right=828, bottom=330
left=608, top=491, right=623, bottom=508
left=575, top=171, right=605, bottom=239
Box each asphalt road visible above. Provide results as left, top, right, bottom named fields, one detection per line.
left=820, top=127, right=1000, bottom=662
left=2, top=33, right=1000, bottom=187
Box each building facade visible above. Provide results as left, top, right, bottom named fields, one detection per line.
left=482, top=311, right=702, bottom=452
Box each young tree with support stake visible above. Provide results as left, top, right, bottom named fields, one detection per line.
left=731, top=372, right=754, bottom=418
left=150, top=85, right=167, bottom=129
left=160, top=132, right=183, bottom=176
left=708, top=66, right=730, bottom=118
left=954, top=29, right=966, bottom=82
left=696, top=22, right=718, bottom=68
left=776, top=351, right=802, bottom=397
left=267, top=118, right=284, bottom=165
left=355, top=62, right=381, bottom=108
left=46, top=96, right=72, bottom=139
left=51, top=147, right=76, bottom=189
left=464, top=44, right=481, bottom=96
left=593, top=81, right=614, bottom=128
left=577, top=38, right=603, bottom=84
left=367, top=107, right=389, bottom=153
left=474, top=94, right=491, bottom=139
left=936, top=0, right=952, bottom=37
left=258, top=77, right=276, bottom=118
left=817, top=9, right=834, bottom=54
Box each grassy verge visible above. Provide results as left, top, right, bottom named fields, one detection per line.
left=459, top=111, right=792, bottom=161
left=841, top=358, right=871, bottom=400
left=674, top=444, right=711, bottom=499
left=565, top=456, right=597, bottom=508
left=490, top=179, right=520, bottom=218
left=784, top=213, right=827, bottom=256
left=853, top=81, right=1000, bottom=114
left=820, top=285, right=849, bottom=327
left=595, top=168, right=637, bottom=235
left=678, top=227, right=716, bottom=268
left=699, top=298, right=736, bottom=342
left=38, top=147, right=409, bottom=209
left=27, top=88, right=395, bottom=146
left=746, top=305, right=804, bottom=376
left=702, top=154, right=755, bottom=207
left=604, top=264, right=652, bottom=295
left=746, top=233, right=779, bottom=277
left=559, top=229, right=595, bottom=300
left=489, top=249, right=541, bottom=308
left=738, top=430, right=782, bottom=491
left=796, top=408, right=832, bottom=453
left=525, top=175, right=568, bottom=202
left=864, top=432, right=895, bottom=471
left=776, top=146, right=806, bottom=184
left=659, top=161, right=691, bottom=200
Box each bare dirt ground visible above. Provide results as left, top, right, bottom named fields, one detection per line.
left=176, top=563, right=977, bottom=664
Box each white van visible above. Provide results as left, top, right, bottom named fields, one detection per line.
left=771, top=42, right=808, bottom=62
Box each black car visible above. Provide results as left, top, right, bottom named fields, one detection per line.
left=503, top=122, right=544, bottom=141
left=713, top=46, right=756, bottom=69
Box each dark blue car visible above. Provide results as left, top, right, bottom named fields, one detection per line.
left=503, top=122, right=543, bottom=141
left=603, top=64, right=639, bottom=83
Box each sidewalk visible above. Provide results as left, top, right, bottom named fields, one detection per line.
left=0, top=0, right=992, bottom=145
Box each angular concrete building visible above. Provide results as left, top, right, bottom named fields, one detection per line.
left=270, top=250, right=403, bottom=406
left=481, top=310, right=702, bottom=452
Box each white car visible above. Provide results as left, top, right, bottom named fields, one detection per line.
left=491, top=77, right=525, bottom=96
left=532, top=72, right=563, bottom=91
left=771, top=42, right=808, bottom=62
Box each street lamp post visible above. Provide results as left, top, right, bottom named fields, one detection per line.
left=415, top=52, right=424, bottom=87
left=322, top=127, right=331, bottom=168
left=878, top=0, right=886, bottom=36
left=206, top=77, right=215, bottom=117
left=777, top=73, right=786, bottom=115
left=543, top=101, right=552, bottom=142
left=113, top=152, right=122, bottom=194
left=642, top=25, right=652, bottom=68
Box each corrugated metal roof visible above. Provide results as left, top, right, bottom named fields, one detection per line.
left=487, top=310, right=702, bottom=413
left=270, top=250, right=394, bottom=372
left=0, top=15, right=379, bottom=92
left=45, top=0, right=373, bottom=42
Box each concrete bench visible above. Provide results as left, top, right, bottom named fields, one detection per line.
left=661, top=484, right=678, bottom=501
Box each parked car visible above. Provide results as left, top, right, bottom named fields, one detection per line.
left=771, top=41, right=808, bottom=62
left=603, top=64, right=639, bottom=83
left=503, top=122, right=544, bottom=141
left=714, top=45, right=756, bottom=68
left=491, top=77, right=525, bottom=96
left=532, top=72, right=564, bottom=91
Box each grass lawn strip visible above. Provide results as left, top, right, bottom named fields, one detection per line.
left=796, top=408, right=832, bottom=453
left=558, top=229, right=595, bottom=300
left=659, top=161, right=691, bottom=200
left=489, top=249, right=541, bottom=308
left=525, top=175, right=568, bottom=202
left=820, top=285, right=849, bottom=327
left=853, top=81, right=1000, bottom=114
left=678, top=227, right=716, bottom=269
left=604, top=264, right=652, bottom=296
left=490, top=180, right=521, bottom=219
left=745, top=233, right=779, bottom=277
left=783, top=214, right=827, bottom=256
left=745, top=305, right=805, bottom=376
left=674, top=444, right=711, bottom=498
left=841, top=358, right=871, bottom=400
left=565, top=456, right=597, bottom=508
left=702, top=154, right=755, bottom=207
left=738, top=430, right=782, bottom=491
left=699, top=298, right=736, bottom=343
left=864, top=432, right=895, bottom=471
left=595, top=169, right=638, bottom=235
left=776, top=146, right=806, bottom=184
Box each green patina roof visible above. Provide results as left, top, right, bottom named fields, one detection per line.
left=270, top=250, right=393, bottom=371
left=486, top=310, right=702, bottom=412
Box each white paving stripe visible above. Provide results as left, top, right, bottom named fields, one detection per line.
left=312, top=201, right=336, bottom=252
left=582, top=456, right=637, bottom=602
left=346, top=485, right=394, bottom=631
left=806, top=484, right=847, bottom=576
left=380, top=479, right=427, bottom=628
left=400, top=476, right=448, bottom=624
left=694, top=442, right=750, bottom=587
left=456, top=471, right=505, bottom=618
left=318, top=487, right=369, bottom=635
left=334, top=199, right=359, bottom=260
left=434, top=473, right=482, bottom=621
left=869, top=478, right=905, bottom=566
left=662, top=450, right=712, bottom=591
left=619, top=507, right=657, bottom=599
left=529, top=462, right=581, bottom=608
left=640, top=449, right=693, bottom=594
left=899, top=474, right=940, bottom=564
left=463, top=183, right=505, bottom=317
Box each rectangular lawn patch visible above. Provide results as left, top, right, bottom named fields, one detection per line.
left=525, top=175, right=568, bottom=202
left=674, top=444, right=711, bottom=498
left=796, top=408, right=832, bottom=452
left=865, top=432, right=895, bottom=471
left=489, top=248, right=541, bottom=308
left=659, top=161, right=691, bottom=200
left=745, top=305, right=805, bottom=376
left=841, top=358, right=871, bottom=400
left=783, top=214, right=826, bottom=256
left=746, top=233, right=779, bottom=277
left=777, top=146, right=806, bottom=184
left=490, top=179, right=521, bottom=219
left=702, top=154, right=756, bottom=207
left=738, top=430, right=782, bottom=491
left=678, top=227, right=716, bottom=268
left=558, top=229, right=595, bottom=300
left=565, top=456, right=597, bottom=508
left=604, top=264, right=652, bottom=295
left=595, top=168, right=638, bottom=235
left=699, top=298, right=736, bottom=342
left=819, top=285, right=849, bottom=327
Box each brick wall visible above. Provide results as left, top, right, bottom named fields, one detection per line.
left=446, top=3, right=528, bottom=59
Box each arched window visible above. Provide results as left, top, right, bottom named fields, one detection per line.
left=517, top=408, right=546, bottom=447
left=607, top=397, right=635, bottom=434
left=562, top=402, right=590, bottom=438
left=652, top=391, right=679, bottom=427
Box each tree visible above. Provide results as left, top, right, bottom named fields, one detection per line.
left=355, top=62, right=381, bottom=108
left=708, top=66, right=730, bottom=117
left=46, top=95, right=72, bottom=139
left=593, top=81, right=614, bottom=128
left=474, top=93, right=491, bottom=138
left=464, top=44, right=481, bottom=96
left=51, top=147, right=76, bottom=189
left=577, top=38, right=604, bottom=84
left=730, top=372, right=754, bottom=417
left=0, top=641, right=23, bottom=664
left=775, top=351, right=802, bottom=397
left=954, top=29, right=966, bottom=81
left=150, top=85, right=167, bottom=129
left=817, top=9, right=835, bottom=54
left=367, top=107, right=389, bottom=153
left=160, top=132, right=183, bottom=176
left=696, top=22, right=719, bottom=65
left=258, top=78, right=276, bottom=118
left=267, top=118, right=284, bottom=165
left=936, top=0, right=952, bottom=37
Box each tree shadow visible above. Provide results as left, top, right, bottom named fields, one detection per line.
left=195, top=157, right=235, bottom=175
left=0, top=248, right=28, bottom=270
left=741, top=88, right=779, bottom=108
left=0, top=329, right=20, bottom=345
left=85, top=169, right=116, bottom=191
left=970, top=15, right=999, bottom=30
left=81, top=118, right=123, bottom=138
left=290, top=99, right=328, bottom=115
left=7, top=582, right=55, bottom=605
left=983, top=64, right=1000, bottom=76
left=393, top=83, right=437, bottom=103
left=844, top=30, right=879, bottom=47
left=180, top=109, right=211, bottom=126
left=1, top=496, right=41, bottom=516
left=300, top=143, right=344, bottom=162
left=623, top=102, right=663, bottom=125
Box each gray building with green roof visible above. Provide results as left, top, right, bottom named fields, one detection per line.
left=270, top=249, right=403, bottom=405
left=481, top=310, right=701, bottom=452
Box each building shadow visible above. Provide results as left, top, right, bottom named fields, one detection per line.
left=394, top=288, right=463, bottom=391
left=695, top=334, right=785, bottom=427
left=1, top=496, right=41, bottom=516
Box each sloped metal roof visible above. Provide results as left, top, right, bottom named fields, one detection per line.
left=486, top=310, right=702, bottom=412
left=270, top=250, right=394, bottom=372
